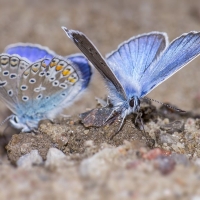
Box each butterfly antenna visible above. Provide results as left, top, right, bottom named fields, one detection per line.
left=142, top=97, right=186, bottom=113
left=0, top=115, right=13, bottom=127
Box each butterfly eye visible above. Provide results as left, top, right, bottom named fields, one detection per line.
left=129, top=98, right=135, bottom=107
left=13, top=116, right=19, bottom=123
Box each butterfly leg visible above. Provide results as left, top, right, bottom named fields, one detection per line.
left=135, top=112, right=155, bottom=148
left=60, top=114, right=71, bottom=118
left=104, top=107, right=119, bottom=124
left=109, top=107, right=127, bottom=140
left=32, top=128, right=40, bottom=134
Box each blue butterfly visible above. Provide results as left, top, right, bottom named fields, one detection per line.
left=62, top=27, right=200, bottom=129
left=0, top=43, right=92, bottom=132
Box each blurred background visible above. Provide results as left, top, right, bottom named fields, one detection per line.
left=1, top=0, right=200, bottom=132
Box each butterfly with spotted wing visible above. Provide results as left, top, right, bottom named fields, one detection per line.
left=0, top=43, right=92, bottom=132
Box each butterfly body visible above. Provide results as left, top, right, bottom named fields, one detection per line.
left=0, top=43, right=92, bottom=132
left=63, top=27, right=200, bottom=127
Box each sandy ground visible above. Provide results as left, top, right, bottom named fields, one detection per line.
left=1, top=0, right=200, bottom=199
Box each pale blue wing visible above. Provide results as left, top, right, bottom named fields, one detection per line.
left=5, top=43, right=56, bottom=64
left=140, top=31, right=200, bottom=96
left=106, top=32, right=168, bottom=98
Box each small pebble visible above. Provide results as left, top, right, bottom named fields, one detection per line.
left=84, top=140, right=94, bottom=147
left=17, top=150, right=43, bottom=168
left=84, top=130, right=89, bottom=134
left=45, top=148, right=66, bottom=167
left=154, top=155, right=176, bottom=175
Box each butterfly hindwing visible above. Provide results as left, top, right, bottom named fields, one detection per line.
left=17, top=56, right=90, bottom=119
left=67, top=54, right=92, bottom=90
left=140, top=31, right=200, bottom=96
left=44, top=56, right=91, bottom=110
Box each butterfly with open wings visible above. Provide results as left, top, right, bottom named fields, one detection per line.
left=62, top=27, right=200, bottom=130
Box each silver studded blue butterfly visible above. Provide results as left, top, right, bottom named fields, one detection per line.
left=0, top=43, right=92, bottom=132
left=62, top=27, right=200, bottom=129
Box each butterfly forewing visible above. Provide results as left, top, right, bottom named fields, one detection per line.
left=5, top=43, right=56, bottom=63
left=62, top=27, right=127, bottom=99
left=0, top=54, right=30, bottom=112
left=106, top=32, right=168, bottom=97
left=140, top=31, right=200, bottom=96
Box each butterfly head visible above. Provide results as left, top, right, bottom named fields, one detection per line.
left=126, top=96, right=140, bottom=115
left=9, top=115, right=39, bottom=132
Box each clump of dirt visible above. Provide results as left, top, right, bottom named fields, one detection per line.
left=6, top=133, right=54, bottom=164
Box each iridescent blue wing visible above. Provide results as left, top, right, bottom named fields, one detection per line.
left=106, top=32, right=168, bottom=98
left=140, top=31, right=200, bottom=96
left=5, top=43, right=56, bottom=63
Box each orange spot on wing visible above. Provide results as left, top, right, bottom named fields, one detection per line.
left=68, top=77, right=77, bottom=83
left=32, top=67, right=39, bottom=72
left=50, top=61, right=57, bottom=67
left=56, top=65, right=63, bottom=71
left=23, top=69, right=29, bottom=76
left=62, top=69, right=71, bottom=76
left=42, top=62, right=46, bottom=68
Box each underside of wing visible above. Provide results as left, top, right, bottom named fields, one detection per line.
left=5, top=43, right=56, bottom=63
left=106, top=32, right=168, bottom=98
left=17, top=56, right=92, bottom=119
left=140, top=31, right=200, bottom=96
left=62, top=27, right=127, bottom=99
left=0, top=54, right=30, bottom=113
